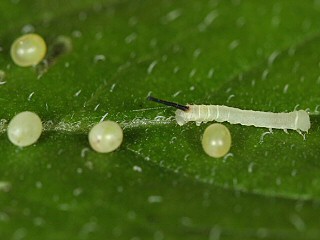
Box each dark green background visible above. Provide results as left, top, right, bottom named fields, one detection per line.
left=0, top=0, right=320, bottom=239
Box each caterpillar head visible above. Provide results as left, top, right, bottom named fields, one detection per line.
left=175, top=109, right=188, bottom=126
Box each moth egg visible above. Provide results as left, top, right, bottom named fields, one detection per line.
left=10, top=33, right=47, bottom=67
left=201, top=123, right=231, bottom=158
left=7, top=111, right=43, bottom=147
left=88, top=120, right=123, bottom=153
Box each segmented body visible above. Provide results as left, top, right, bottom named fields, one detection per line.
left=175, top=105, right=310, bottom=132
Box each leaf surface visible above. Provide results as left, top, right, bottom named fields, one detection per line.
left=1, top=0, right=320, bottom=239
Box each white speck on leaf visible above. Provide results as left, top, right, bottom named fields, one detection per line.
left=93, top=54, right=106, bottom=63
left=268, top=50, right=280, bottom=66
left=72, top=30, right=82, bottom=38
left=74, top=89, right=82, bottom=97
left=172, top=91, right=181, bottom=98
left=161, top=9, right=182, bottom=24
left=77, top=168, right=83, bottom=174
left=85, top=161, right=93, bottom=170
left=283, top=84, right=289, bottom=93
left=0, top=181, right=11, bottom=192
left=189, top=68, right=196, bottom=78
left=169, top=136, right=177, bottom=144
left=276, top=177, right=282, bottom=186
left=224, top=88, right=231, bottom=93
left=271, top=15, right=280, bottom=27
left=229, top=40, right=239, bottom=50
left=154, top=116, right=167, bottom=121
left=128, top=16, right=138, bottom=26
left=149, top=38, right=157, bottom=48
left=33, top=217, right=45, bottom=226
left=290, top=214, right=306, bottom=232
left=198, top=10, right=219, bottom=32
left=207, top=68, right=214, bottom=78
left=133, top=165, right=142, bottom=172
left=13, top=228, right=27, bottom=240
left=81, top=148, right=90, bottom=158
left=95, top=32, right=103, bottom=40
left=35, top=181, right=42, bottom=189
left=100, top=112, right=108, bottom=122
left=261, top=69, right=269, bottom=80
left=248, top=162, right=254, bottom=173
left=0, top=73, right=6, bottom=85
left=110, top=83, right=116, bottom=92
left=147, top=60, right=158, bottom=74
left=148, top=195, right=163, bottom=203
left=193, top=48, right=202, bottom=58
left=226, top=94, right=235, bottom=103
left=288, top=47, right=296, bottom=56
left=58, top=203, right=71, bottom=211
left=94, top=104, right=100, bottom=111
left=125, top=32, right=137, bottom=44
left=223, top=153, right=233, bottom=161
left=28, top=92, right=35, bottom=101
left=236, top=17, right=246, bottom=27
left=173, top=66, right=180, bottom=74
left=180, top=217, right=192, bottom=226
left=259, top=131, right=272, bottom=143
left=161, top=54, right=168, bottom=62
left=21, top=24, right=35, bottom=34
left=209, top=226, right=221, bottom=240
left=73, top=188, right=83, bottom=196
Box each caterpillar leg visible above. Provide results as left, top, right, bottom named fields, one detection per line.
left=283, top=129, right=288, bottom=134
left=196, top=121, right=202, bottom=126
left=296, top=130, right=306, bottom=140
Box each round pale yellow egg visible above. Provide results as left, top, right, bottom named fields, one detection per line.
left=10, top=33, right=47, bottom=67
left=7, top=111, right=43, bottom=147
left=88, top=121, right=123, bottom=153
left=201, top=123, right=231, bottom=158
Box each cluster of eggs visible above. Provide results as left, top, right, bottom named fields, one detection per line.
left=9, top=33, right=124, bottom=153
left=7, top=111, right=123, bottom=153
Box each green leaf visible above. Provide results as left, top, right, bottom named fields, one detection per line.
left=1, top=0, right=320, bottom=239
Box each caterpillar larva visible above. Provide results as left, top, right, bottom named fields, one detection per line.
left=147, top=96, right=311, bottom=133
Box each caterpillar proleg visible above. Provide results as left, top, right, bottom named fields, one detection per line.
left=147, top=96, right=311, bottom=132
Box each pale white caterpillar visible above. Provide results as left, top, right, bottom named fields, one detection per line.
left=147, top=96, right=311, bottom=132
